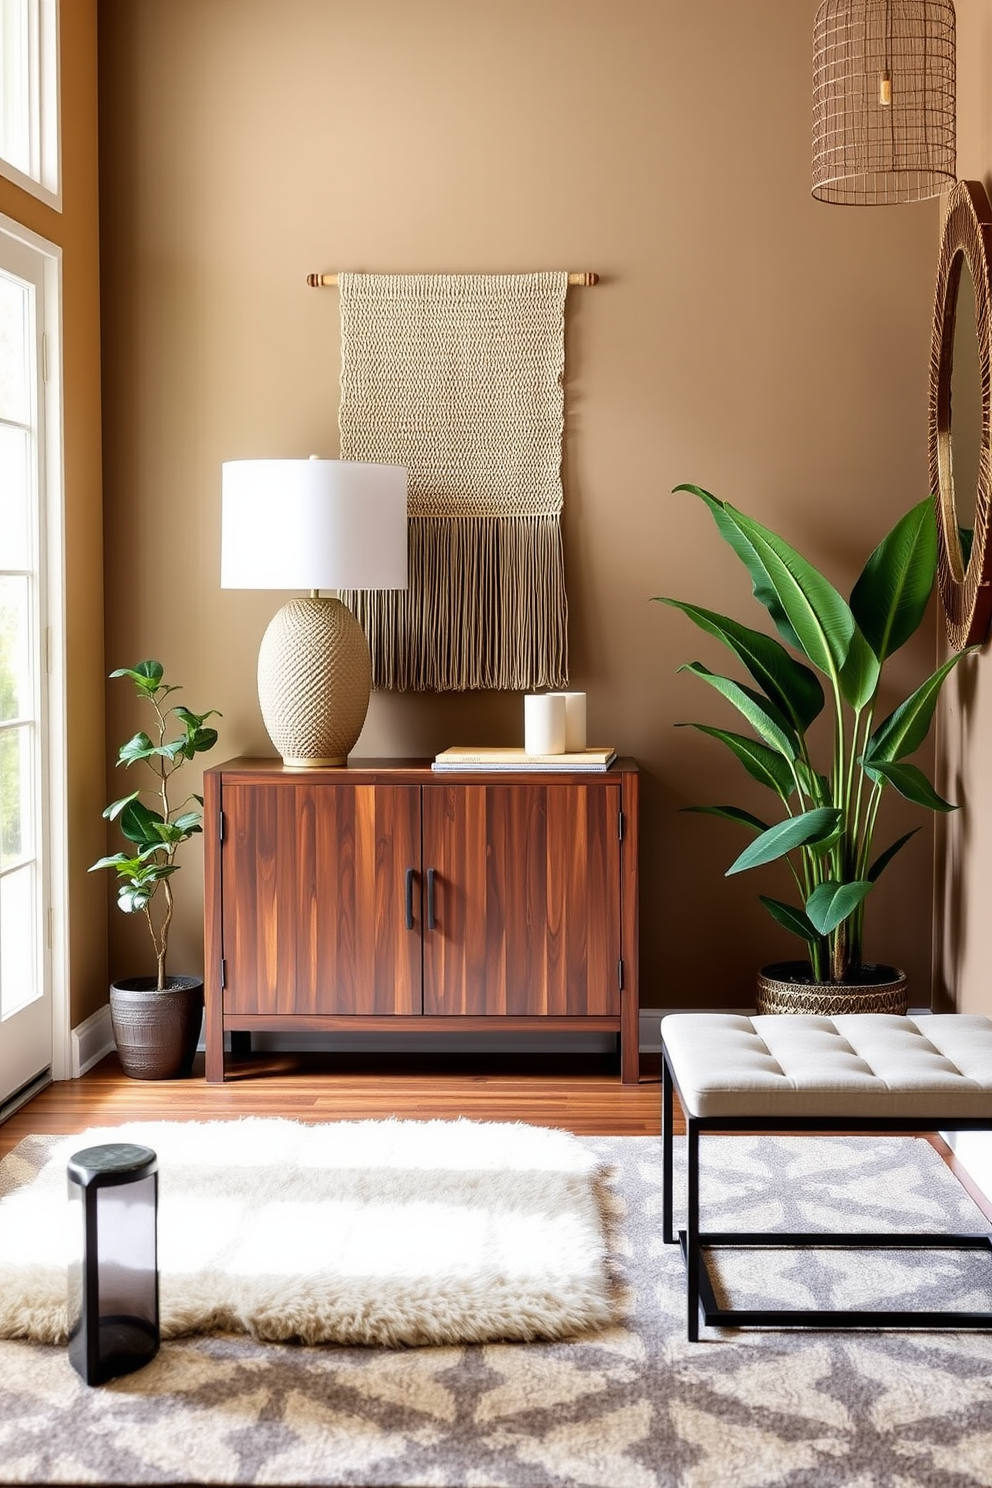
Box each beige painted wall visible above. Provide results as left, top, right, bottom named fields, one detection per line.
left=0, top=1, right=106, bottom=1029
left=97, top=0, right=943, bottom=1009
left=933, top=0, right=992, bottom=1016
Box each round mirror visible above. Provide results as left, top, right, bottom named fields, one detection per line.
left=949, top=258, right=982, bottom=580
left=930, top=180, right=992, bottom=650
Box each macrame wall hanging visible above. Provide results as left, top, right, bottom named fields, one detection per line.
left=308, top=269, right=596, bottom=692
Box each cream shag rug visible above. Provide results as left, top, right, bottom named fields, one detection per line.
left=0, top=1117, right=613, bottom=1347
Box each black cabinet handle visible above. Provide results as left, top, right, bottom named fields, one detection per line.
left=405, top=867, right=415, bottom=930
left=426, top=868, right=436, bottom=930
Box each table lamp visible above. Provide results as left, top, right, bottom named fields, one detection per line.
left=221, top=457, right=407, bottom=766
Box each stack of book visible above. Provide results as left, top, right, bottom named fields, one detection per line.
left=431, top=746, right=617, bottom=773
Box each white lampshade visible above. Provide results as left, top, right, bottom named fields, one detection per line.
left=220, top=458, right=408, bottom=768
left=221, top=458, right=408, bottom=591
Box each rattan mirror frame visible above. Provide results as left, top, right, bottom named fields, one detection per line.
left=930, top=179, right=992, bottom=651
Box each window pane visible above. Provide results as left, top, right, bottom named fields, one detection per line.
left=0, top=270, right=30, bottom=423
left=0, top=722, right=32, bottom=868
left=0, top=576, right=30, bottom=723
left=0, top=861, right=38, bottom=1017
left=0, top=424, right=31, bottom=569
left=0, top=0, right=30, bottom=179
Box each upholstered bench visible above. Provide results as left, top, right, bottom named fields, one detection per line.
left=661, top=1012, right=992, bottom=1340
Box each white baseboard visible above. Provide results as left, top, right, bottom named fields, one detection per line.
left=71, top=1003, right=115, bottom=1077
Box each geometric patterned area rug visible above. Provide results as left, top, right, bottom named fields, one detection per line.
left=1, top=1132, right=992, bottom=1487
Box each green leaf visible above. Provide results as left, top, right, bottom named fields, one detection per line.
left=808, top=827, right=843, bottom=859
left=838, top=625, right=881, bottom=711
left=806, top=880, right=873, bottom=935
left=674, top=488, right=856, bottom=677
left=184, top=726, right=219, bottom=758
left=655, top=599, right=824, bottom=731
left=136, top=842, right=171, bottom=863
left=88, top=852, right=136, bottom=873
left=868, top=828, right=921, bottom=882
left=677, top=723, right=796, bottom=796
left=158, top=738, right=189, bottom=762
left=865, top=650, right=975, bottom=765
left=147, top=820, right=184, bottom=845
left=118, top=885, right=152, bottom=913
left=110, top=659, right=164, bottom=690
left=118, top=799, right=165, bottom=847
left=759, top=895, right=819, bottom=943
left=862, top=760, right=959, bottom=812
left=684, top=804, right=770, bottom=833
left=174, top=706, right=222, bottom=729
left=128, top=859, right=178, bottom=881
left=103, top=791, right=141, bottom=822
left=118, top=731, right=156, bottom=765
left=849, top=499, right=937, bottom=664
left=673, top=485, right=805, bottom=651
left=795, top=761, right=832, bottom=807
left=725, top=807, right=842, bottom=875
left=677, top=663, right=798, bottom=760
left=723, top=507, right=855, bottom=679
left=170, top=810, right=203, bottom=834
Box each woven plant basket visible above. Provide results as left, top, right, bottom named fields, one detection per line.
left=756, top=961, right=909, bottom=1017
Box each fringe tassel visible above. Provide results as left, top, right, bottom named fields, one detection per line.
left=342, top=515, right=569, bottom=692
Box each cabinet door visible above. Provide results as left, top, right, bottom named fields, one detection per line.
left=422, top=782, right=622, bottom=1017
left=221, top=782, right=422, bottom=1017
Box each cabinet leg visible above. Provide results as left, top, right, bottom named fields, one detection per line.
left=205, top=1038, right=226, bottom=1083
left=621, top=1030, right=640, bottom=1084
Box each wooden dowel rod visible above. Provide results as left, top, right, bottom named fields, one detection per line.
left=306, top=271, right=599, bottom=288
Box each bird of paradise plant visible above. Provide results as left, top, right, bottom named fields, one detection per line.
left=657, top=486, right=974, bottom=984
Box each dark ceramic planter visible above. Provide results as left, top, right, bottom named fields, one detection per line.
left=109, top=976, right=204, bottom=1080
left=755, top=961, right=909, bottom=1017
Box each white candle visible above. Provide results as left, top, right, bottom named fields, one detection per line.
left=524, top=693, right=566, bottom=755
left=552, top=692, right=587, bottom=752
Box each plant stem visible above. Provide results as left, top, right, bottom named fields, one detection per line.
left=148, top=685, right=175, bottom=988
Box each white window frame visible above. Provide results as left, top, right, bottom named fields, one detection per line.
left=0, top=0, right=60, bottom=212
left=0, top=209, right=67, bottom=1078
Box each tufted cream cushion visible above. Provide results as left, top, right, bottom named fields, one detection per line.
left=660, top=1013, right=992, bottom=1120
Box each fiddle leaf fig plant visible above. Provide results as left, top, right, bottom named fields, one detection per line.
left=657, top=486, right=975, bottom=984
left=89, top=661, right=220, bottom=990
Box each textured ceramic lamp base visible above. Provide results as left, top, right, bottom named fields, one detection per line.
left=257, top=596, right=372, bottom=767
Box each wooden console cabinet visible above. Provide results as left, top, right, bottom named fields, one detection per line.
left=203, top=758, right=640, bottom=1082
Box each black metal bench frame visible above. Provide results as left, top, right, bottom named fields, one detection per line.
left=662, top=1045, right=992, bottom=1340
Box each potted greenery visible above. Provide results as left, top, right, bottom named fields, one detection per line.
left=658, top=487, right=975, bottom=1014
left=90, top=660, right=220, bottom=1077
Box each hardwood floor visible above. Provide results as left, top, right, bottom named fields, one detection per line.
left=0, top=1049, right=667, bottom=1159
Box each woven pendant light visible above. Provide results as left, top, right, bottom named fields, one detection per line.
left=812, top=0, right=956, bottom=205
